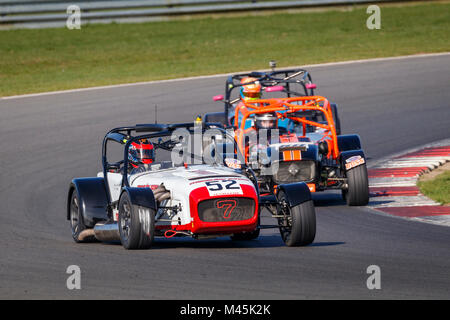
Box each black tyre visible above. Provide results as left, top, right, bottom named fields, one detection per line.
left=69, top=191, right=95, bottom=243
left=343, top=164, right=369, bottom=206
left=277, top=192, right=316, bottom=247
left=118, top=192, right=155, bottom=250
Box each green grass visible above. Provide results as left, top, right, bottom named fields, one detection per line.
left=0, top=1, right=449, bottom=96
left=418, top=171, right=450, bottom=205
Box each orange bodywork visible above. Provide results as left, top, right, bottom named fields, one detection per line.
left=233, top=96, right=340, bottom=160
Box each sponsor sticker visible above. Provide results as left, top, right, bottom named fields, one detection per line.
left=345, top=155, right=365, bottom=170
left=137, top=184, right=160, bottom=190
left=225, top=158, right=242, bottom=169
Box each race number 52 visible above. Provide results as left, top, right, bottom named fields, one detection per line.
left=205, top=180, right=243, bottom=196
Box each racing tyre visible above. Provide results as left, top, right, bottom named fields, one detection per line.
left=118, top=192, right=155, bottom=250
left=343, top=164, right=369, bottom=206
left=69, top=191, right=96, bottom=243
left=277, top=191, right=316, bottom=247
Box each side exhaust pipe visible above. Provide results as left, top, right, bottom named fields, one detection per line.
left=93, top=222, right=120, bottom=242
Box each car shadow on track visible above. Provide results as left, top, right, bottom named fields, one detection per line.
left=96, top=235, right=344, bottom=250
left=149, top=235, right=345, bottom=250
left=151, top=235, right=285, bottom=249
left=312, top=191, right=347, bottom=207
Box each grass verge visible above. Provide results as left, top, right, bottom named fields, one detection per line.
left=0, top=1, right=449, bottom=97
left=418, top=169, right=450, bottom=205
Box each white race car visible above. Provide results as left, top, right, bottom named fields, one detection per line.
left=67, top=123, right=316, bottom=249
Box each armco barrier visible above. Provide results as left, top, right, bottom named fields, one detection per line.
left=0, top=0, right=402, bottom=28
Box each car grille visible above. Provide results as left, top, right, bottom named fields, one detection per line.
left=272, top=160, right=315, bottom=184
left=197, top=198, right=255, bottom=222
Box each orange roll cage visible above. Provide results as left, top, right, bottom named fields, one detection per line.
left=234, top=96, right=340, bottom=160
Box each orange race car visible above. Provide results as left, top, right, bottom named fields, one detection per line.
left=207, top=94, right=369, bottom=206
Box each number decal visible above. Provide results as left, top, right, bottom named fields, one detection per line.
left=216, top=200, right=237, bottom=219
left=205, top=181, right=223, bottom=191
left=224, top=180, right=240, bottom=190
left=204, top=180, right=243, bottom=196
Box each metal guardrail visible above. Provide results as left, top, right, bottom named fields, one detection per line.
left=0, top=0, right=400, bottom=28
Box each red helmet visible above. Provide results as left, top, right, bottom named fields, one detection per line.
left=240, top=77, right=261, bottom=100
left=128, top=139, right=155, bottom=168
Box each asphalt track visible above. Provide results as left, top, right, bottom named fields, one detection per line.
left=0, top=54, right=449, bottom=299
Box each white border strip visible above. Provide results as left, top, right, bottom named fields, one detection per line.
left=368, top=137, right=450, bottom=169
left=2, top=52, right=449, bottom=101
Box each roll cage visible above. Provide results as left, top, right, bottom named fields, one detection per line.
left=234, top=96, right=340, bottom=160
left=223, top=68, right=316, bottom=123
left=101, top=122, right=248, bottom=192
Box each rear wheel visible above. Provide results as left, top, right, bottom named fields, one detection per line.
left=277, top=191, right=316, bottom=247
left=343, top=164, right=369, bottom=206
left=118, top=192, right=155, bottom=250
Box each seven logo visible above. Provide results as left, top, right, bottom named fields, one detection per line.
left=216, top=200, right=237, bottom=219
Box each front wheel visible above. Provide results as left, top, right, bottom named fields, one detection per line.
left=343, top=164, right=369, bottom=206
left=118, top=192, right=155, bottom=250
left=277, top=191, right=316, bottom=247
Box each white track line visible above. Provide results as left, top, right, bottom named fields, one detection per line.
left=412, top=216, right=450, bottom=227
left=369, top=177, right=418, bottom=187
left=1, top=52, right=449, bottom=101
left=368, top=138, right=450, bottom=169
left=369, top=196, right=439, bottom=208
left=368, top=142, right=450, bottom=227
left=372, top=161, right=443, bottom=170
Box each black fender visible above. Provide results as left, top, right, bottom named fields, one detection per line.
left=121, top=187, right=157, bottom=211
left=337, top=134, right=362, bottom=151
left=340, top=150, right=366, bottom=172
left=67, top=177, right=110, bottom=228
left=277, top=182, right=312, bottom=207
left=259, top=194, right=277, bottom=206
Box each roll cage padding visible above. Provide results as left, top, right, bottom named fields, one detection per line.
left=122, top=187, right=157, bottom=211
left=68, top=178, right=110, bottom=228
left=337, top=135, right=362, bottom=152
left=277, top=182, right=312, bottom=208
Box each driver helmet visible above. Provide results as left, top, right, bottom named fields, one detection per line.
left=240, top=77, right=261, bottom=101
left=128, top=139, right=155, bottom=168
left=255, top=113, right=278, bottom=131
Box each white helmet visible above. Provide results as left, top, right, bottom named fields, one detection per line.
left=255, top=113, right=278, bottom=130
